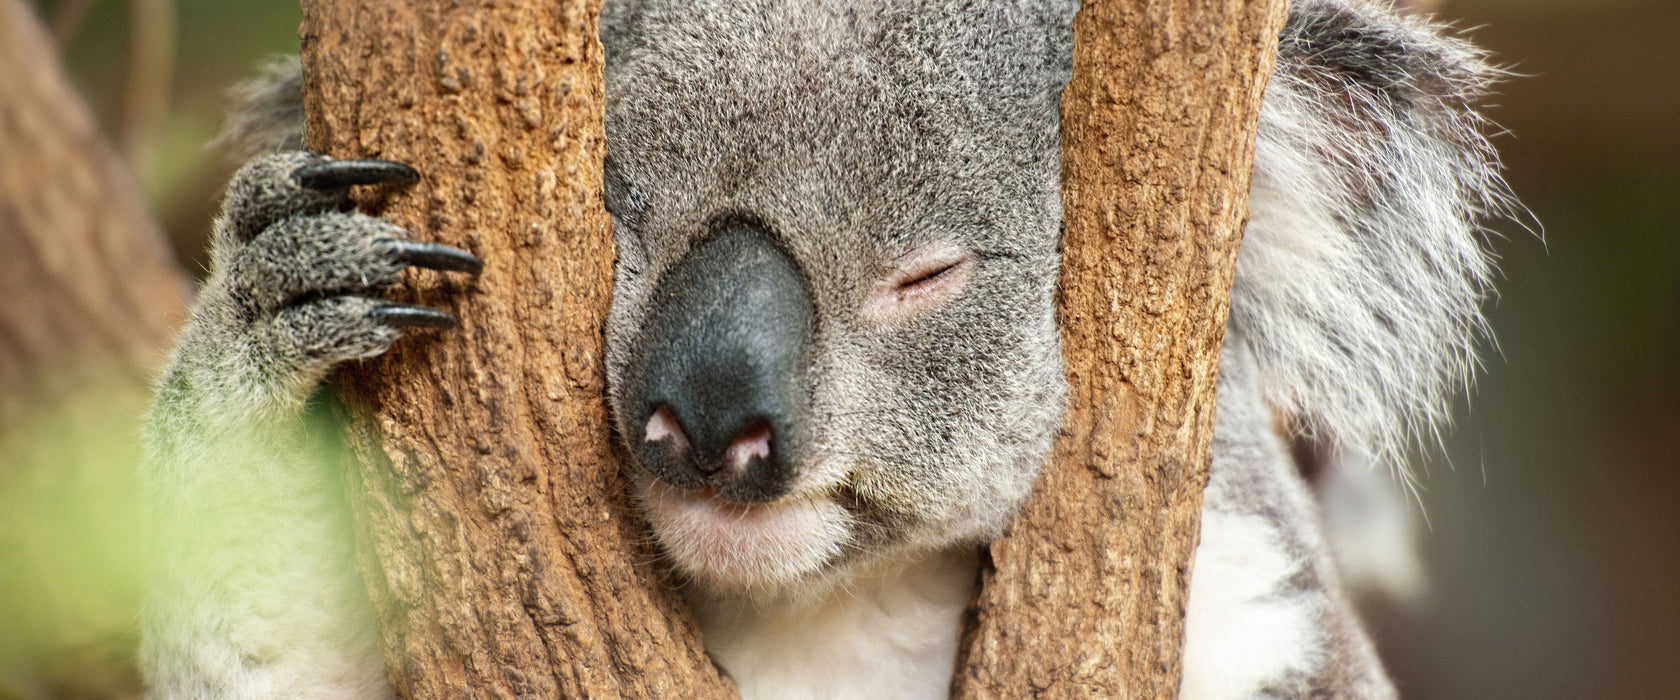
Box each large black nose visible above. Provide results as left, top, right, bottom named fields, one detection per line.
left=624, top=225, right=812, bottom=503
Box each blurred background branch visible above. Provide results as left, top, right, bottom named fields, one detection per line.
left=47, top=0, right=91, bottom=42
left=119, top=0, right=174, bottom=174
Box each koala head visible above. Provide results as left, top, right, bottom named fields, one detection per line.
left=600, top=0, right=1075, bottom=600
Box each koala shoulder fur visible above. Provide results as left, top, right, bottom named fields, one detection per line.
left=140, top=1, right=1512, bottom=698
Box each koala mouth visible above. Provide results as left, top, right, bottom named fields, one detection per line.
left=640, top=477, right=852, bottom=592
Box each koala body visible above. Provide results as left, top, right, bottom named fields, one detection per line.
left=141, top=1, right=1507, bottom=698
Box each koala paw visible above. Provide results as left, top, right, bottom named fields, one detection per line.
left=195, top=151, right=479, bottom=399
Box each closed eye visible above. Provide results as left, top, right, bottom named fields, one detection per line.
left=865, top=245, right=975, bottom=322
left=899, top=260, right=962, bottom=291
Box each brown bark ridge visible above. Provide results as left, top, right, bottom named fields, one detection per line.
left=0, top=0, right=191, bottom=421
left=952, top=0, right=1289, bottom=697
left=299, top=1, right=733, bottom=698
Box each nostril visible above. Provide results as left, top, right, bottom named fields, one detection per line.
left=724, top=421, right=773, bottom=479
left=645, top=405, right=691, bottom=453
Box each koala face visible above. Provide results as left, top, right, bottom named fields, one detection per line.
left=600, top=1, right=1074, bottom=599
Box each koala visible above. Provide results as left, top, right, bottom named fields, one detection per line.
left=140, top=0, right=1510, bottom=699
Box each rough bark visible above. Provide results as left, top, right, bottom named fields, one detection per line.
left=951, top=0, right=1288, bottom=697
left=298, top=1, right=732, bottom=698
left=0, top=1, right=190, bottom=697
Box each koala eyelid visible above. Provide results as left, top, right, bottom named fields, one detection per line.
left=899, top=260, right=962, bottom=289
left=865, top=246, right=976, bottom=323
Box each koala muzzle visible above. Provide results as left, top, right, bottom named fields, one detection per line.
left=626, top=225, right=812, bottom=503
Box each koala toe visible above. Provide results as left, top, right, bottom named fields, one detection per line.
left=271, top=296, right=412, bottom=369
left=220, top=152, right=422, bottom=244
left=229, top=212, right=480, bottom=318
left=221, top=152, right=353, bottom=243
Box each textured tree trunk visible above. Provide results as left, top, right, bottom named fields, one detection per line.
left=0, top=1, right=190, bottom=697
left=298, top=1, right=733, bottom=697
left=951, top=0, right=1288, bottom=697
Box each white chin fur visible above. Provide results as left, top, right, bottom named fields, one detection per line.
left=641, top=480, right=851, bottom=593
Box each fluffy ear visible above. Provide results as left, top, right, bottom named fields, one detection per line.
left=1231, top=0, right=1519, bottom=469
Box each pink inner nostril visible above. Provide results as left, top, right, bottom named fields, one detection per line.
left=724, top=423, right=772, bottom=478
left=645, top=406, right=689, bottom=451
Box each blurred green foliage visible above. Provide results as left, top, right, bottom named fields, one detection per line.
left=0, top=376, right=152, bottom=700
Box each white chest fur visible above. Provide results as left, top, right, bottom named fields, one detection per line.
left=688, top=547, right=980, bottom=700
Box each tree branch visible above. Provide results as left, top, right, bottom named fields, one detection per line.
left=952, top=0, right=1289, bottom=696
left=298, top=0, right=733, bottom=696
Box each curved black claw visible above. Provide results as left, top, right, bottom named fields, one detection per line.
left=380, top=239, right=484, bottom=275
left=370, top=303, right=457, bottom=330
left=293, top=159, right=419, bottom=190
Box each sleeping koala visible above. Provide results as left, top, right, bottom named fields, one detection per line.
left=140, top=0, right=1509, bottom=698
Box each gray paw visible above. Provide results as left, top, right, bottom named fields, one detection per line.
left=203, top=151, right=479, bottom=386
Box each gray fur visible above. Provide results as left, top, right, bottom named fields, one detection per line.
left=600, top=0, right=1072, bottom=598
left=141, top=152, right=462, bottom=698
left=143, top=0, right=1512, bottom=697
left=1239, top=0, right=1512, bottom=466
left=1182, top=335, right=1395, bottom=699
left=214, top=57, right=306, bottom=165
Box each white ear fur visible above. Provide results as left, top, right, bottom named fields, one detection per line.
left=1233, top=0, right=1517, bottom=477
